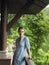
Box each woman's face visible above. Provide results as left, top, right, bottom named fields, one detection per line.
left=18, top=29, right=24, bottom=37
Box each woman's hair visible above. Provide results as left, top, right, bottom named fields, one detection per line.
left=18, top=26, right=24, bottom=32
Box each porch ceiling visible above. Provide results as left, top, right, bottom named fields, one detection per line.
left=0, top=0, right=49, bottom=14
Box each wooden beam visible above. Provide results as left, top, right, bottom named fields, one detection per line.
left=33, top=0, right=45, bottom=8
left=7, top=12, right=22, bottom=31
left=0, top=0, right=7, bottom=50
left=39, top=0, right=47, bottom=5
left=7, top=0, right=34, bottom=31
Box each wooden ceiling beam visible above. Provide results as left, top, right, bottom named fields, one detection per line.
left=33, top=0, right=45, bottom=8
left=7, top=0, right=34, bottom=31
left=39, top=0, right=47, bottom=5
left=7, top=12, right=22, bottom=31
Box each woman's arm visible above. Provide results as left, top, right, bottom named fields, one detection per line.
left=25, top=37, right=32, bottom=60
left=27, top=49, right=32, bottom=60
left=27, top=49, right=30, bottom=56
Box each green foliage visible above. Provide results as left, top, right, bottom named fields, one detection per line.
left=7, top=7, right=49, bottom=65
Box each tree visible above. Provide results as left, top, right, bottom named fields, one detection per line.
left=7, top=7, right=49, bottom=65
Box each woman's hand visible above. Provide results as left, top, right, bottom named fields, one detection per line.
left=28, top=56, right=32, bottom=60
left=26, top=49, right=32, bottom=60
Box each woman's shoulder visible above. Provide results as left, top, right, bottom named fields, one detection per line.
left=24, top=36, right=29, bottom=41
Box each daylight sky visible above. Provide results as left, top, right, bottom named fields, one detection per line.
left=46, top=4, right=49, bottom=7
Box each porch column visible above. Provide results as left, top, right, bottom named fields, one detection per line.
left=0, top=0, right=7, bottom=50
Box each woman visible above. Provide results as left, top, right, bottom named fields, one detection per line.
left=12, top=27, right=32, bottom=65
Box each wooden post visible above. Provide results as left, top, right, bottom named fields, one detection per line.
left=0, top=0, right=7, bottom=50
